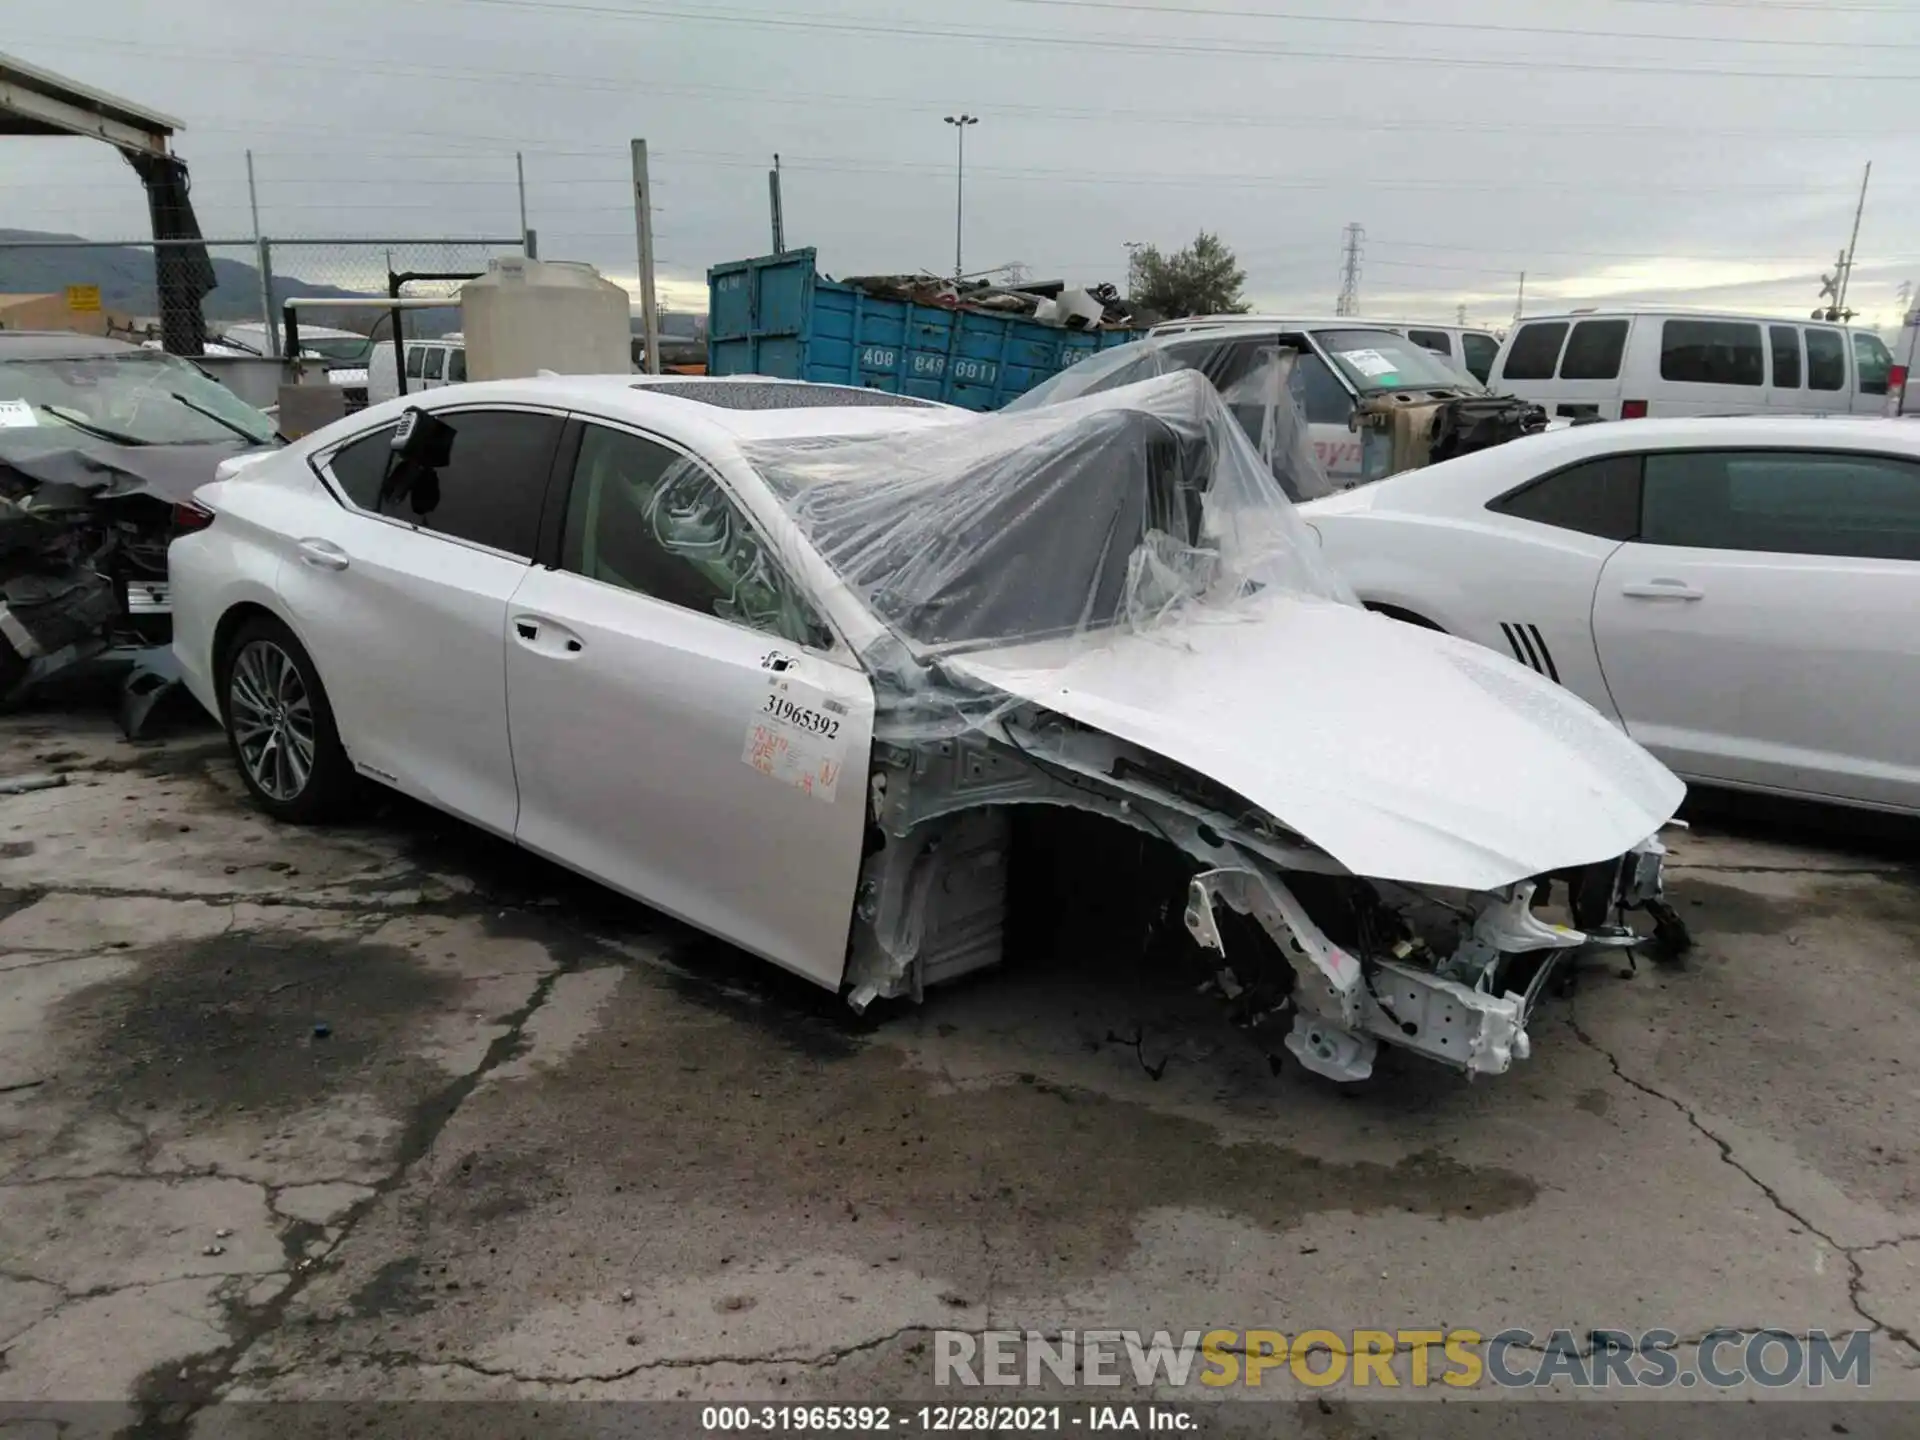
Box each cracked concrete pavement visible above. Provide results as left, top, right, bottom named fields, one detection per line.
left=2, top=703, right=1918, bottom=1434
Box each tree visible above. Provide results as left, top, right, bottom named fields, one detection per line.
left=1129, top=231, right=1249, bottom=319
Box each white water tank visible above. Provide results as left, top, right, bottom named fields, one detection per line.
left=460, top=256, right=631, bottom=381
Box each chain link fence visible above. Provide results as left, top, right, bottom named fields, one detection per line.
left=0, top=235, right=524, bottom=356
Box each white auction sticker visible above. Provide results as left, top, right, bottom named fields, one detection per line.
left=0, top=399, right=39, bottom=428
left=741, top=677, right=850, bottom=802
left=1340, top=348, right=1397, bottom=378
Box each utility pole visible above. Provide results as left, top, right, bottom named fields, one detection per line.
left=246, top=149, right=275, bottom=356
left=1456, top=303, right=1467, bottom=327
left=768, top=153, right=785, bottom=255
left=516, top=151, right=529, bottom=254
left=1901, top=279, right=1918, bottom=418
left=1835, top=160, right=1872, bottom=320
left=1514, top=270, right=1527, bottom=321
left=630, top=139, right=661, bottom=375
left=944, top=114, right=978, bottom=282
left=1336, top=222, right=1363, bottom=316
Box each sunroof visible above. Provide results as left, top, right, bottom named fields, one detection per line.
left=635, top=380, right=937, bottom=410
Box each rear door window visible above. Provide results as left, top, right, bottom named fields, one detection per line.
left=404, top=345, right=424, bottom=378
left=1501, top=322, right=1568, bottom=381
left=423, top=347, right=447, bottom=380
left=1559, top=319, right=1629, bottom=381
left=1641, top=449, right=1920, bottom=561
left=1659, top=320, right=1763, bottom=386
left=1805, top=328, right=1847, bottom=391
left=1854, top=331, right=1892, bottom=396
left=1461, top=332, right=1499, bottom=383
left=448, top=347, right=468, bottom=382
left=328, top=409, right=562, bottom=558
left=1769, top=326, right=1802, bottom=389
left=1489, top=454, right=1642, bottom=540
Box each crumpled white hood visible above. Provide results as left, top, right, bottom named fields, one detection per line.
left=947, top=596, right=1684, bottom=892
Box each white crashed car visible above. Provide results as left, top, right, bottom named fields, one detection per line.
left=169, top=371, right=1685, bottom=1083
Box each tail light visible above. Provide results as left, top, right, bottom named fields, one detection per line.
left=1890, top=365, right=1909, bottom=392
left=173, top=501, right=215, bottom=534
left=1620, top=399, right=1649, bottom=419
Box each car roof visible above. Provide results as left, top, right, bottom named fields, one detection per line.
left=343, top=373, right=967, bottom=445
left=1353, top=414, right=1920, bottom=512
left=0, top=330, right=145, bottom=360
left=1508, top=308, right=1879, bottom=332
left=1152, top=316, right=1471, bottom=336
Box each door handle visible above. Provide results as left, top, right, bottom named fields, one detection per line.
left=511, top=615, right=584, bottom=656
left=296, top=538, right=349, bottom=571
left=1620, top=579, right=1703, bottom=601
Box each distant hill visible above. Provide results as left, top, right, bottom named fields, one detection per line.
left=0, top=230, right=458, bottom=335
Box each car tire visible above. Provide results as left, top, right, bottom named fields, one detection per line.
left=219, top=615, right=357, bottom=823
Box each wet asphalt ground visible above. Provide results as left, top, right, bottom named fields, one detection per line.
left=1, top=698, right=1918, bottom=1437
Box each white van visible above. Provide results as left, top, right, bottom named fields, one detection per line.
left=367, top=334, right=466, bottom=405
left=1153, top=315, right=1504, bottom=384
left=1487, top=309, right=1897, bottom=422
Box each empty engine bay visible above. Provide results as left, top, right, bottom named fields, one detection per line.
left=844, top=708, right=1686, bottom=1083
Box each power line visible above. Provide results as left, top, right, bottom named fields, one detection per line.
left=1605, top=0, right=1907, bottom=11
left=15, top=31, right=1915, bottom=141
left=413, top=0, right=1915, bottom=80
left=1370, top=237, right=1920, bottom=263
left=979, top=0, right=1920, bottom=50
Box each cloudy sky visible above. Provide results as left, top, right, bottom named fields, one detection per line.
left=5, top=0, right=1919, bottom=327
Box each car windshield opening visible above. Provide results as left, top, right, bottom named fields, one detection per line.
left=0, top=352, right=279, bottom=446
left=1314, top=330, right=1470, bottom=392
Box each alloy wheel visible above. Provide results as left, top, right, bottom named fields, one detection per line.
left=228, top=639, right=316, bottom=802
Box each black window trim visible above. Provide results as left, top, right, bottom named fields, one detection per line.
left=1488, top=442, right=1920, bottom=548
left=544, top=411, right=848, bottom=656
left=308, top=401, right=572, bottom=564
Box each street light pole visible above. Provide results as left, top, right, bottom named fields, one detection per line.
left=944, top=114, right=978, bottom=282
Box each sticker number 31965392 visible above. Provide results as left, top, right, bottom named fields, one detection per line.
left=742, top=682, right=850, bottom=802
left=761, top=692, right=839, bottom=740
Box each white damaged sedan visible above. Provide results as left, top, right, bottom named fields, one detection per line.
left=170, top=371, right=1686, bottom=1083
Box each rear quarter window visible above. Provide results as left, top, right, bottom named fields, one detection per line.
left=325, top=424, right=397, bottom=509
left=1489, top=454, right=1642, bottom=541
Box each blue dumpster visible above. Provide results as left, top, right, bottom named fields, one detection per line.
left=707, top=248, right=1144, bottom=411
